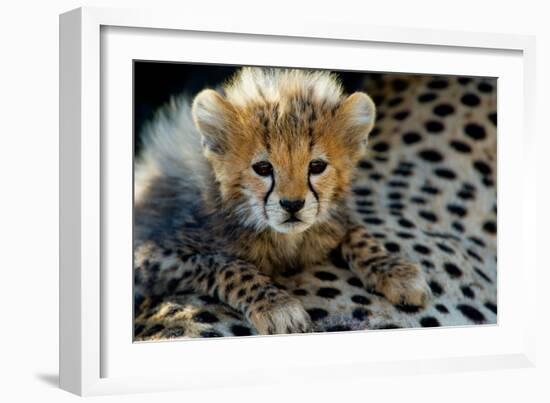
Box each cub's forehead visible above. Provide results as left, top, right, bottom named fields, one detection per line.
left=242, top=99, right=333, bottom=158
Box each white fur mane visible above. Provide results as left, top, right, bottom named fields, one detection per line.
left=224, top=67, right=344, bottom=107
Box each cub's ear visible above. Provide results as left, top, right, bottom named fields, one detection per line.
left=337, top=92, right=376, bottom=155
left=192, top=89, right=234, bottom=154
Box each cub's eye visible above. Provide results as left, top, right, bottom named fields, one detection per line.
left=309, top=159, right=328, bottom=175
left=252, top=161, right=273, bottom=177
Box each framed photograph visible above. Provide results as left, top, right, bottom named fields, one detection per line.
left=59, top=6, right=536, bottom=396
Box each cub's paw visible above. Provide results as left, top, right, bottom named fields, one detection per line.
left=374, top=260, right=432, bottom=307
left=248, top=297, right=312, bottom=335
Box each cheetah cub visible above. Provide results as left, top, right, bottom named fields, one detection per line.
left=134, top=68, right=431, bottom=335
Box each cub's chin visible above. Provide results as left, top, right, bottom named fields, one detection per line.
left=269, top=219, right=313, bottom=235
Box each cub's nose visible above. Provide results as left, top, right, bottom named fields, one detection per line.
left=279, top=199, right=305, bottom=213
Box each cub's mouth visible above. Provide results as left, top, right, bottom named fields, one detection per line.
left=283, top=215, right=302, bottom=224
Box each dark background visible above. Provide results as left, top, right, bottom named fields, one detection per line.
left=133, top=61, right=378, bottom=155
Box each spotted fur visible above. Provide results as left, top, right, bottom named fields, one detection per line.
left=134, top=69, right=496, bottom=339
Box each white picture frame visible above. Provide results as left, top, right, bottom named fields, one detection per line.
left=59, top=6, right=537, bottom=396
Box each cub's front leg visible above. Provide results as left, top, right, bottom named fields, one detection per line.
left=341, top=225, right=431, bottom=307
left=134, top=242, right=312, bottom=335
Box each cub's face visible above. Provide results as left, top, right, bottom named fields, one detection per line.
left=192, top=70, right=375, bottom=234
left=246, top=138, right=338, bottom=234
